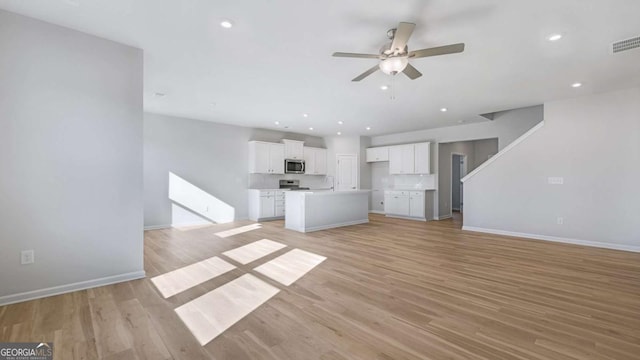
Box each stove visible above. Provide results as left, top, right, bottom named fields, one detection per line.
left=279, top=179, right=310, bottom=191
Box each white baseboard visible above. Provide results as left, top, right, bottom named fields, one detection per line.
left=437, top=214, right=453, bottom=220
left=369, top=210, right=385, bottom=214
left=302, top=219, right=369, bottom=233
left=144, top=224, right=172, bottom=231
left=0, top=271, right=146, bottom=307
left=145, top=217, right=251, bottom=231
left=385, top=214, right=429, bottom=222
left=462, top=226, right=640, bottom=253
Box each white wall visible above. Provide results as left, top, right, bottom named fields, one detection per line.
left=371, top=105, right=543, bottom=150
left=463, top=88, right=640, bottom=251
left=438, top=139, right=498, bottom=217
left=0, top=10, right=144, bottom=302
left=438, top=141, right=475, bottom=217
left=144, top=113, right=325, bottom=228
left=473, top=138, right=499, bottom=169
left=324, top=136, right=362, bottom=181
left=370, top=107, right=536, bottom=217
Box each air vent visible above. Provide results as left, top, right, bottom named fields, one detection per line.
left=612, top=36, right=640, bottom=53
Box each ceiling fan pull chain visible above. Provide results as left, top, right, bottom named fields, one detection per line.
left=391, top=75, right=396, bottom=100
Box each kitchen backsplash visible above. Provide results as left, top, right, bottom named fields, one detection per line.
left=392, top=174, right=436, bottom=190
left=249, top=174, right=332, bottom=189
left=371, top=162, right=436, bottom=190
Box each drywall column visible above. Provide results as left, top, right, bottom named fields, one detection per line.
left=0, top=10, right=144, bottom=303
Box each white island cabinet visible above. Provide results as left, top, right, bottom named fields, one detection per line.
left=285, top=190, right=370, bottom=232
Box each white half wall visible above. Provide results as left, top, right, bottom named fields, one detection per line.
left=0, top=10, right=144, bottom=302
left=463, top=88, right=640, bottom=250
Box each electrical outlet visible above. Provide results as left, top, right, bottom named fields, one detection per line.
left=21, top=250, right=35, bottom=265
left=557, top=217, right=564, bottom=225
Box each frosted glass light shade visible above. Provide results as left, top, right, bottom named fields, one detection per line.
left=379, top=56, right=409, bottom=75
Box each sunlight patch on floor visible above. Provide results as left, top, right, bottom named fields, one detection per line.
left=214, top=223, right=262, bottom=238
left=222, top=239, right=286, bottom=265
left=174, top=274, right=279, bottom=345
left=151, top=256, right=236, bottom=298
left=253, top=249, right=327, bottom=286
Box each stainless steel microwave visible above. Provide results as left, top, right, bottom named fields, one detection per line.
left=285, top=159, right=305, bottom=174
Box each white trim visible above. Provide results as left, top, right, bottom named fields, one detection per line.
left=437, top=214, right=453, bottom=220
left=385, top=214, right=427, bottom=222
left=0, top=271, right=146, bottom=306
left=369, top=210, right=385, bottom=214
left=461, top=121, right=545, bottom=183
left=462, top=226, right=640, bottom=253
left=144, top=224, right=171, bottom=231
left=302, top=219, right=369, bottom=233
left=450, top=152, right=467, bottom=218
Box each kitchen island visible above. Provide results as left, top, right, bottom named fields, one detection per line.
left=285, top=190, right=370, bottom=233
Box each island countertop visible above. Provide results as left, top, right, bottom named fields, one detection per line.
left=287, top=190, right=370, bottom=196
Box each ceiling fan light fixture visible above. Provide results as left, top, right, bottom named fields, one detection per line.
left=379, top=56, right=409, bottom=75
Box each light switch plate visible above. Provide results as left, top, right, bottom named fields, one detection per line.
left=548, top=177, right=564, bottom=185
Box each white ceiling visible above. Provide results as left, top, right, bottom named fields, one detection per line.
left=2, top=0, right=639, bottom=136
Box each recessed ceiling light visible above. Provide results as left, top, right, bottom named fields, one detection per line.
left=548, top=34, right=563, bottom=41
left=302, top=113, right=309, bottom=118
left=220, top=20, right=233, bottom=29
left=571, top=82, right=582, bottom=88
left=366, top=126, right=371, bottom=131
left=337, top=121, right=343, bottom=125
left=440, top=108, right=448, bottom=112
left=309, top=127, right=313, bottom=131
left=380, top=85, right=389, bottom=90
left=274, top=121, right=280, bottom=125
left=337, top=131, right=342, bottom=135
left=153, top=92, right=166, bottom=98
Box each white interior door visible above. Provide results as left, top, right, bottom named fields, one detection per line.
left=336, top=154, right=358, bottom=191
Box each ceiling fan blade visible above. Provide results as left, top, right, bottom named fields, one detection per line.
left=409, top=43, right=465, bottom=59
left=352, top=65, right=380, bottom=82
left=390, top=22, right=416, bottom=53
left=333, top=52, right=380, bottom=59
left=402, top=63, right=422, bottom=80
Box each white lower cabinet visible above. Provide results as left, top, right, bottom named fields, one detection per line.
left=384, top=190, right=434, bottom=221
left=384, top=191, right=410, bottom=216
left=249, top=190, right=286, bottom=221
left=409, top=192, right=425, bottom=218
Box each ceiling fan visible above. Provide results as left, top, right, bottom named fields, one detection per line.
left=333, top=22, right=465, bottom=81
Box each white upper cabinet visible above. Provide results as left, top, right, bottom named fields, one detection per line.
left=388, top=142, right=430, bottom=175
left=269, top=143, right=285, bottom=174
left=249, top=141, right=285, bottom=174
left=366, top=146, right=389, bottom=162
left=303, top=147, right=327, bottom=175
left=282, top=139, right=304, bottom=160
left=414, top=142, right=430, bottom=174
left=389, top=144, right=415, bottom=174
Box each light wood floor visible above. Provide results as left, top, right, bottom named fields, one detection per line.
left=1, top=214, right=640, bottom=359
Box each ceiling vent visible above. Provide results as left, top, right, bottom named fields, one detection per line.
left=612, top=36, right=640, bottom=53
